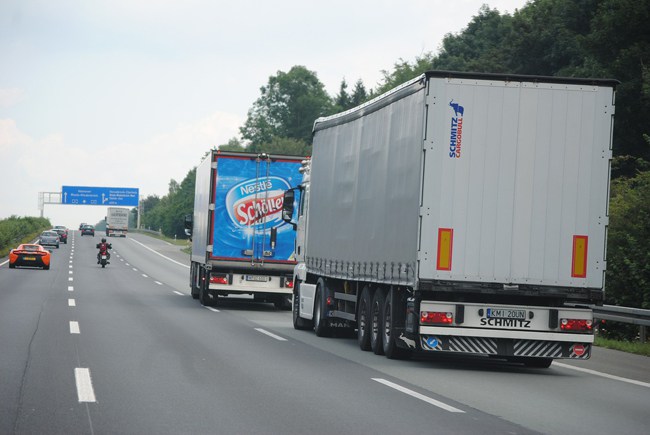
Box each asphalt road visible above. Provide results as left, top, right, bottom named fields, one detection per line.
left=1, top=231, right=648, bottom=434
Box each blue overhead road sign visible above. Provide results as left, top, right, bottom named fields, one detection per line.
left=62, top=186, right=139, bottom=206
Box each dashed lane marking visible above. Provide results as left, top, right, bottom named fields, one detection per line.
left=372, top=378, right=465, bottom=413
left=74, top=368, right=97, bottom=403
left=255, top=328, right=287, bottom=342
left=69, top=321, right=80, bottom=334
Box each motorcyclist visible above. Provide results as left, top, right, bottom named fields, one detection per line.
left=96, top=238, right=112, bottom=264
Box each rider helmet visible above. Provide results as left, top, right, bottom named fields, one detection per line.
left=101, top=238, right=106, bottom=242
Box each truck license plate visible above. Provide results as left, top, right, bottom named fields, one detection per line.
left=487, top=308, right=526, bottom=319
left=245, top=275, right=269, bottom=282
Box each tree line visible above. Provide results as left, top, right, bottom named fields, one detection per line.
left=140, top=0, right=649, bottom=329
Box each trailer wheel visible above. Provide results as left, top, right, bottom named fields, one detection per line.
left=293, top=281, right=313, bottom=330
left=382, top=288, right=411, bottom=359
left=190, top=264, right=200, bottom=299
left=357, top=286, right=372, bottom=351
left=313, top=279, right=330, bottom=337
left=370, top=288, right=386, bottom=355
left=198, top=268, right=213, bottom=306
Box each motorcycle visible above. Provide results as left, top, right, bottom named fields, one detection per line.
left=96, top=242, right=112, bottom=268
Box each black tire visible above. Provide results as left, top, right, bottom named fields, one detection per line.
left=43, top=265, right=49, bottom=270
left=199, top=269, right=213, bottom=306
left=370, top=288, right=386, bottom=355
left=293, top=281, right=313, bottom=330
left=313, top=279, right=330, bottom=337
left=190, top=264, right=200, bottom=300
left=9, top=263, right=15, bottom=269
left=274, top=295, right=292, bottom=310
left=382, top=288, right=411, bottom=359
left=101, top=263, right=105, bottom=268
left=357, top=286, right=372, bottom=351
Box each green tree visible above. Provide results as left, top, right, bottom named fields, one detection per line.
left=334, top=79, right=351, bottom=112
left=218, top=137, right=246, bottom=152
left=240, top=65, right=333, bottom=146
left=350, top=79, right=368, bottom=107
left=373, top=54, right=435, bottom=96
left=248, top=136, right=311, bottom=156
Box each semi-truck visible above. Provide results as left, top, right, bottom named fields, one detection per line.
left=106, top=207, right=129, bottom=237
left=186, top=151, right=304, bottom=308
left=282, top=71, right=617, bottom=367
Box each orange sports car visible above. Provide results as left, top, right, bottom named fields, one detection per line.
left=9, top=244, right=51, bottom=270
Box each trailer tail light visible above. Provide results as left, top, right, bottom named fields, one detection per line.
left=560, top=318, right=593, bottom=332
left=210, top=274, right=229, bottom=285
left=421, top=311, right=453, bottom=325
left=285, top=278, right=293, bottom=288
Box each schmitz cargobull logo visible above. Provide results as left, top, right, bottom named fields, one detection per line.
left=225, top=177, right=291, bottom=228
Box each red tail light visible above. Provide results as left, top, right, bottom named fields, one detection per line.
left=560, top=318, right=593, bottom=332
left=421, top=311, right=453, bottom=325
left=210, top=275, right=228, bottom=285
left=285, top=279, right=294, bottom=288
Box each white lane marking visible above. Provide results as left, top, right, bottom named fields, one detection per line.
left=68, top=299, right=76, bottom=307
left=372, top=378, right=465, bottom=413
left=132, top=268, right=138, bottom=272
left=173, top=291, right=184, bottom=296
left=69, top=260, right=73, bottom=264
left=70, top=321, right=80, bottom=334
left=142, top=274, right=148, bottom=278
left=255, top=328, right=287, bottom=342
left=75, top=368, right=97, bottom=403
left=69, top=264, right=73, bottom=268
left=155, top=281, right=163, bottom=286
left=120, top=258, right=124, bottom=262
left=68, top=277, right=73, bottom=282
left=553, top=362, right=650, bottom=389
left=129, top=238, right=190, bottom=269
left=68, top=270, right=73, bottom=274
left=0, top=259, right=9, bottom=266
left=68, top=286, right=74, bottom=292
left=125, top=263, right=130, bottom=266
left=205, top=306, right=220, bottom=313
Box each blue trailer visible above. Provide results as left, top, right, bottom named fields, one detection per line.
left=187, top=151, right=304, bottom=308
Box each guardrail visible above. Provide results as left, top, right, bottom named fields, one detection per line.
left=593, top=305, right=650, bottom=343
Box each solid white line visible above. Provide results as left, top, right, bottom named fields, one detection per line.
left=142, top=274, right=148, bottom=278
left=205, top=306, right=220, bottom=313
left=68, top=286, right=74, bottom=292
left=553, top=362, right=650, bottom=388
left=255, top=328, right=287, bottom=342
left=0, top=259, right=8, bottom=266
left=173, top=291, right=184, bottom=296
left=372, top=378, right=465, bottom=413
left=129, top=238, right=190, bottom=269
left=70, top=321, right=80, bottom=334
left=68, top=299, right=76, bottom=307
left=155, top=281, right=163, bottom=286
left=75, top=368, right=97, bottom=403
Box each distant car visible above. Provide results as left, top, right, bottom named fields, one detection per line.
left=39, top=230, right=60, bottom=248
left=79, top=223, right=87, bottom=230
left=81, top=224, right=95, bottom=236
left=9, top=243, right=51, bottom=270
left=52, top=226, right=68, bottom=244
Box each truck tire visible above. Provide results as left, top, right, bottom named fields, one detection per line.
left=357, top=286, right=372, bottom=351
left=190, top=264, right=200, bottom=300
left=382, top=288, right=411, bottom=359
left=370, top=288, right=386, bottom=355
left=313, top=279, right=330, bottom=337
left=198, top=268, right=213, bottom=306
left=293, top=281, right=313, bottom=330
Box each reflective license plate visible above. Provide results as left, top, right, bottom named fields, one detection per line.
left=245, top=275, right=269, bottom=282
left=101, top=255, right=107, bottom=259
left=23, top=256, right=36, bottom=261
left=487, top=308, right=526, bottom=319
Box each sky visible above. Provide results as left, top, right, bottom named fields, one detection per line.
left=0, top=0, right=529, bottom=229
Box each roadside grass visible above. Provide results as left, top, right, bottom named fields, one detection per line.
left=0, top=231, right=44, bottom=258
left=595, top=336, right=650, bottom=357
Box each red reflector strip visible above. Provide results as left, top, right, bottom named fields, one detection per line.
left=436, top=228, right=454, bottom=271
left=571, top=235, right=588, bottom=278
left=560, top=318, right=593, bottom=332
left=421, top=311, right=453, bottom=325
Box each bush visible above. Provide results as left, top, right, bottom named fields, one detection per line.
left=0, top=216, right=52, bottom=257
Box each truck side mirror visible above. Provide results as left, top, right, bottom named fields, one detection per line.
left=282, top=190, right=297, bottom=229
left=184, top=214, right=193, bottom=239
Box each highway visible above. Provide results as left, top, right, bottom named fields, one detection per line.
left=1, top=231, right=649, bottom=434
